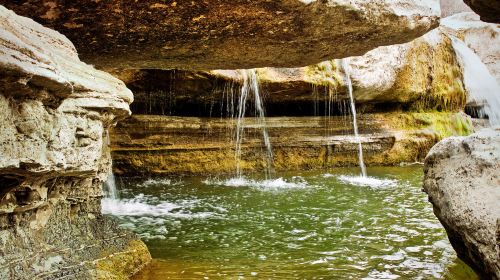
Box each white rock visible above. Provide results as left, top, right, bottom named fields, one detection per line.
left=423, top=128, right=500, bottom=279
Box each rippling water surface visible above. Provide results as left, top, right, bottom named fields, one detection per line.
left=102, top=166, right=477, bottom=279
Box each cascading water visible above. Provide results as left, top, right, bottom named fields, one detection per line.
left=103, top=173, right=119, bottom=200
left=341, top=59, right=367, bottom=177
left=449, top=37, right=500, bottom=126
left=234, top=69, right=274, bottom=178
left=103, top=130, right=119, bottom=200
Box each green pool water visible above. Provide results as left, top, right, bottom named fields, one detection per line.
left=102, top=166, right=477, bottom=279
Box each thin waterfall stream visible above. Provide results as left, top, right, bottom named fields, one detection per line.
left=341, top=59, right=367, bottom=177
left=103, top=131, right=119, bottom=200
left=104, top=173, right=119, bottom=199
left=234, top=69, right=274, bottom=178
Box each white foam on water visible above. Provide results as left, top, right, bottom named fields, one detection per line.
left=337, top=175, right=398, bottom=189
left=203, top=176, right=310, bottom=190
left=101, top=194, right=224, bottom=219
left=103, top=173, right=119, bottom=199
left=362, top=270, right=400, bottom=280
left=138, top=178, right=182, bottom=188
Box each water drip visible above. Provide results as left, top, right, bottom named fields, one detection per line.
left=234, top=69, right=274, bottom=178
left=341, top=59, right=367, bottom=177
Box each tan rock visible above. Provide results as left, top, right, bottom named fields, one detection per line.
left=423, top=128, right=500, bottom=279
left=114, top=27, right=466, bottom=115
left=0, top=6, right=150, bottom=279
left=441, top=12, right=500, bottom=82
left=1, top=0, right=440, bottom=69
left=110, top=113, right=475, bottom=175
left=440, top=0, right=473, bottom=17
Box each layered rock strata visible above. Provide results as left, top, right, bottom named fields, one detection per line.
left=0, top=6, right=150, bottom=279
left=423, top=128, right=500, bottom=279
left=110, top=113, right=474, bottom=175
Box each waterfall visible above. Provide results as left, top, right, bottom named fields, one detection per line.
left=235, top=69, right=274, bottom=178
left=103, top=130, right=119, bottom=200
left=103, top=173, right=119, bottom=200
left=449, top=37, right=500, bottom=126
left=341, top=59, right=367, bottom=177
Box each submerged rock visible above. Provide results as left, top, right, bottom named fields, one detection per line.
left=0, top=6, right=150, bottom=279
left=1, top=0, right=440, bottom=69
left=423, top=128, right=500, bottom=279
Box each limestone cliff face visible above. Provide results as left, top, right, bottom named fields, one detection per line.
left=108, top=17, right=489, bottom=176
left=113, top=26, right=468, bottom=116
left=423, top=128, right=500, bottom=279
left=0, top=6, right=150, bottom=279
left=1, top=0, right=440, bottom=69
left=348, top=28, right=465, bottom=111
left=110, top=113, right=475, bottom=176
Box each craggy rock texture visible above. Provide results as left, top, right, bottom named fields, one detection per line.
left=0, top=6, right=150, bottom=279
left=463, top=0, right=500, bottom=23
left=1, top=0, right=440, bottom=69
left=423, top=128, right=500, bottom=279
left=110, top=113, right=474, bottom=175
left=348, top=28, right=466, bottom=111
left=112, top=27, right=467, bottom=116
left=442, top=12, right=500, bottom=82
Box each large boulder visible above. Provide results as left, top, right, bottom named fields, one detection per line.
left=0, top=6, right=150, bottom=279
left=423, top=128, right=500, bottom=279
left=463, top=0, right=500, bottom=23
left=1, top=0, right=440, bottom=69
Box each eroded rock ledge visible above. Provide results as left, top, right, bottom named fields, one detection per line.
left=423, top=128, right=500, bottom=279
left=1, top=0, right=440, bottom=69
left=0, top=6, right=150, bottom=279
left=110, top=113, right=474, bottom=176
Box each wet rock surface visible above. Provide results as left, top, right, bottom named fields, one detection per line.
left=110, top=113, right=474, bottom=175
left=1, top=0, right=440, bottom=69
left=424, top=128, right=500, bottom=279
left=0, top=6, right=150, bottom=279
left=441, top=12, right=500, bottom=82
